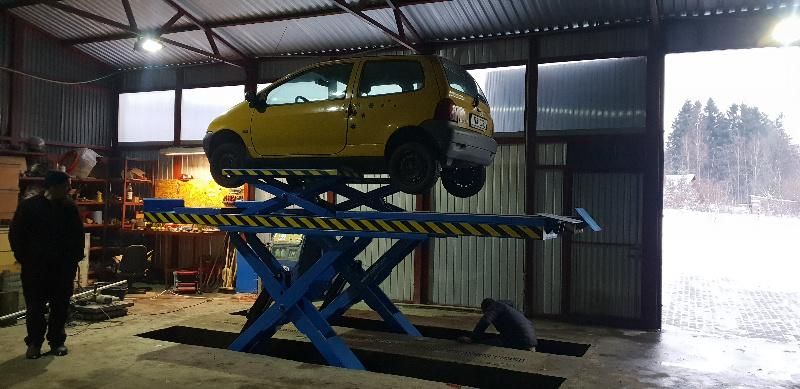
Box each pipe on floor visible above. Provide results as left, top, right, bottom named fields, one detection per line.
left=0, top=279, right=129, bottom=322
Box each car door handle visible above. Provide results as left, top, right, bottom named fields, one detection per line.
left=347, top=104, right=357, bottom=117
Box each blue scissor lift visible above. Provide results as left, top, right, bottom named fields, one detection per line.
left=144, top=168, right=600, bottom=370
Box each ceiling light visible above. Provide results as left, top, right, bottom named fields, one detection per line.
left=134, top=37, right=163, bottom=53
left=772, top=15, right=800, bottom=46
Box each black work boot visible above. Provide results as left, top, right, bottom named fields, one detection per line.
left=51, top=344, right=68, bottom=356
left=25, top=344, right=41, bottom=359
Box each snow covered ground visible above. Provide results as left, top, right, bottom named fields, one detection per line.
left=663, top=209, right=800, bottom=292
left=662, top=209, right=800, bottom=343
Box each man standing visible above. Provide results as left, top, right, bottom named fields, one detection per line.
left=10, top=171, right=85, bottom=359
left=457, top=298, right=538, bottom=351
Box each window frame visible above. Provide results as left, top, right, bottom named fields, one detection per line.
left=356, top=59, right=426, bottom=98
left=261, top=62, right=355, bottom=107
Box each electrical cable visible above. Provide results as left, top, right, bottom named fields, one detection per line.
left=0, top=66, right=121, bottom=85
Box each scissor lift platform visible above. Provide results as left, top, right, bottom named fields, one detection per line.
left=144, top=168, right=600, bottom=369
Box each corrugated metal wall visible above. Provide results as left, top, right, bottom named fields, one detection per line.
left=571, top=173, right=642, bottom=319
left=430, top=143, right=525, bottom=308
left=338, top=177, right=416, bottom=302
left=537, top=57, right=646, bottom=132
left=538, top=26, right=648, bottom=60
left=9, top=21, right=115, bottom=147
left=531, top=143, right=566, bottom=315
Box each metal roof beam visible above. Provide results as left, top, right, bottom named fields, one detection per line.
left=159, top=11, right=184, bottom=34
left=121, top=0, right=136, bottom=29
left=386, top=0, right=422, bottom=41
left=331, top=0, right=416, bottom=51
left=63, top=0, right=447, bottom=46
left=161, top=0, right=249, bottom=59
left=44, top=2, right=242, bottom=67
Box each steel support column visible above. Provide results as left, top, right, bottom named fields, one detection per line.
left=642, top=0, right=665, bottom=330
left=523, top=36, right=540, bottom=317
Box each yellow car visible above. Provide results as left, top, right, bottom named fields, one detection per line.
left=204, top=55, right=497, bottom=198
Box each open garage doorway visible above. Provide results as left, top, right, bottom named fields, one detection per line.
left=662, top=47, right=800, bottom=343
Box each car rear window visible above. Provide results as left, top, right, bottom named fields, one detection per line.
left=440, top=58, right=487, bottom=103
left=358, top=60, right=424, bottom=97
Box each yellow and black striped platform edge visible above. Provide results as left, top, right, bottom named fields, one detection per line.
left=223, top=168, right=361, bottom=178
left=144, top=212, right=544, bottom=240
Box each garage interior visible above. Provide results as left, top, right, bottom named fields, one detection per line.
left=0, top=1, right=799, bottom=388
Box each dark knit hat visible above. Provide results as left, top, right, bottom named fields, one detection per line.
left=44, top=170, right=71, bottom=188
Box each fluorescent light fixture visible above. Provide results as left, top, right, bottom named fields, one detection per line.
left=773, top=16, right=800, bottom=46
left=134, top=37, right=163, bottom=53
left=160, top=147, right=205, bottom=156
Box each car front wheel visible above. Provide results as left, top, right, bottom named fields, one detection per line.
left=210, top=142, right=249, bottom=188
left=388, top=142, right=440, bottom=195
left=441, top=165, right=486, bottom=198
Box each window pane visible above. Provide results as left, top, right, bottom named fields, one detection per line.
left=118, top=90, right=175, bottom=143
left=469, top=66, right=526, bottom=133
left=537, top=57, right=646, bottom=132
left=181, top=85, right=244, bottom=141
left=267, top=63, right=352, bottom=106
left=358, top=61, right=424, bottom=97
left=258, top=83, right=271, bottom=92
left=441, top=58, right=485, bottom=101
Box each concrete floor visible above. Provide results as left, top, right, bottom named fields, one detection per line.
left=0, top=293, right=798, bottom=388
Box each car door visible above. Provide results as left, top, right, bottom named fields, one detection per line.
left=347, top=59, right=433, bottom=155
left=250, top=62, right=354, bottom=156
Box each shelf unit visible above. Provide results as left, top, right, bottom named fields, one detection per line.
left=15, top=153, right=114, bottom=283
left=110, top=158, right=156, bottom=232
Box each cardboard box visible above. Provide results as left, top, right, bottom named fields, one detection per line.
left=0, top=157, right=26, bottom=191
left=0, top=189, right=19, bottom=220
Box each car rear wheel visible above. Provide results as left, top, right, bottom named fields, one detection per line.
left=210, top=142, right=249, bottom=188
left=441, top=165, right=486, bottom=198
left=388, top=142, right=440, bottom=195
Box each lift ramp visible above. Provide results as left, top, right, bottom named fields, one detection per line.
left=143, top=168, right=599, bottom=370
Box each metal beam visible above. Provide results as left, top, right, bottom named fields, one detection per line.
left=64, top=0, right=446, bottom=46
left=394, top=8, right=404, bottom=38
left=161, top=0, right=249, bottom=59
left=45, top=2, right=242, bottom=67
left=159, top=11, right=184, bottom=34
left=205, top=29, right=219, bottom=55
left=331, top=0, right=416, bottom=51
left=386, top=0, right=422, bottom=41
left=523, top=36, right=539, bottom=317
left=641, top=0, right=664, bottom=330
left=48, top=2, right=129, bottom=31
left=121, top=0, right=136, bottom=29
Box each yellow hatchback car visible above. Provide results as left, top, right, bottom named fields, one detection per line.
left=203, top=55, right=497, bottom=198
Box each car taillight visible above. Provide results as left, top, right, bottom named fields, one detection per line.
left=434, top=99, right=465, bottom=123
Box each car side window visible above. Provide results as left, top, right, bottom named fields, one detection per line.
left=358, top=61, right=424, bottom=97
left=266, top=63, right=353, bottom=106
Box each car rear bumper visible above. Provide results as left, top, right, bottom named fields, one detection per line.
left=446, top=128, right=497, bottom=166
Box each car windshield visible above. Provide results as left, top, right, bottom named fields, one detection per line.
left=440, top=58, right=487, bottom=103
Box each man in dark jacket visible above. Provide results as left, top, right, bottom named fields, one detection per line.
left=10, top=171, right=85, bottom=359
left=457, top=298, right=537, bottom=351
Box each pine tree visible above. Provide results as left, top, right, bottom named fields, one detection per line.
left=702, top=98, right=730, bottom=182
left=665, top=100, right=702, bottom=174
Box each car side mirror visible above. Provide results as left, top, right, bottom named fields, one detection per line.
left=245, top=90, right=256, bottom=104
left=246, top=91, right=268, bottom=112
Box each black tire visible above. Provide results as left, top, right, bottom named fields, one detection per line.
left=441, top=165, right=486, bottom=198
left=388, top=142, right=440, bottom=195
left=210, top=142, right=249, bottom=188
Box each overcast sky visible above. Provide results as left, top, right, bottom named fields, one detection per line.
left=664, top=47, right=800, bottom=145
